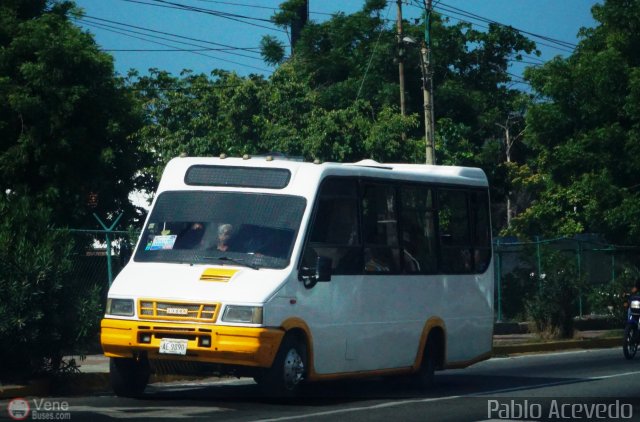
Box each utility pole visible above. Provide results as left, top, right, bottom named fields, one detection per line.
left=423, top=0, right=435, bottom=164
left=496, top=113, right=525, bottom=227
left=397, top=0, right=406, bottom=116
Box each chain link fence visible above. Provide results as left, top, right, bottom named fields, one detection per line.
left=494, top=235, right=640, bottom=322
left=68, top=229, right=139, bottom=307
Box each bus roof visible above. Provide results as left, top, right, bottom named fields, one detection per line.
left=157, top=156, right=488, bottom=194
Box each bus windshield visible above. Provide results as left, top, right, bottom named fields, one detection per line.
left=134, top=191, right=306, bottom=269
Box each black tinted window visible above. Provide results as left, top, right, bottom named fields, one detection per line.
left=438, top=189, right=472, bottom=273
left=135, top=191, right=305, bottom=269
left=400, top=185, right=437, bottom=273
left=362, top=184, right=400, bottom=273
left=303, top=178, right=361, bottom=274
left=185, top=165, right=291, bottom=189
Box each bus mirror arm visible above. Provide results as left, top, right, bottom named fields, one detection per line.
left=300, top=256, right=332, bottom=289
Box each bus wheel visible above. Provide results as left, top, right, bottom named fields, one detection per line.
left=110, top=356, right=150, bottom=398
left=256, top=334, right=307, bottom=397
left=412, top=342, right=436, bottom=390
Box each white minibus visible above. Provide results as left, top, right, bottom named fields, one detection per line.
left=101, top=156, right=494, bottom=397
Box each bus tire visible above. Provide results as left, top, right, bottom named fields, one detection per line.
left=255, top=334, right=307, bottom=397
left=110, top=357, right=150, bottom=398
left=412, top=342, right=436, bottom=390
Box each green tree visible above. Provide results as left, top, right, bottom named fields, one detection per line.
left=131, top=69, right=270, bottom=192
left=0, top=195, right=102, bottom=376
left=513, top=0, right=640, bottom=244
left=0, top=0, right=143, bottom=227
left=131, top=63, right=419, bottom=190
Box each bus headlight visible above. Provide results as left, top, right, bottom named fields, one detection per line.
left=221, top=306, right=263, bottom=324
left=106, top=298, right=135, bottom=316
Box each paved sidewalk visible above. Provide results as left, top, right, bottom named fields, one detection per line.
left=0, top=329, right=623, bottom=399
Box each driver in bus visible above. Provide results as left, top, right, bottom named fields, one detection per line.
left=217, top=223, right=234, bottom=252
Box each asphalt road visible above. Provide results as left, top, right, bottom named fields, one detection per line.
left=3, top=348, right=640, bottom=421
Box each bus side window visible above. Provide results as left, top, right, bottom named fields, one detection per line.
left=438, top=189, right=472, bottom=274
left=362, top=184, right=400, bottom=274
left=304, top=178, right=362, bottom=275
left=471, top=190, right=492, bottom=273
left=399, top=185, right=437, bottom=274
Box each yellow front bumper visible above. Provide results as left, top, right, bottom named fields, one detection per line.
left=100, top=318, right=284, bottom=368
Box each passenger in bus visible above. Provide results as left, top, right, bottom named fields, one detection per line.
left=402, top=232, right=421, bottom=273
left=217, top=223, right=234, bottom=252
left=364, top=248, right=391, bottom=273
left=173, top=222, right=205, bottom=249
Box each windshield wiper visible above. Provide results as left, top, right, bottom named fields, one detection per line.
left=203, top=256, right=260, bottom=270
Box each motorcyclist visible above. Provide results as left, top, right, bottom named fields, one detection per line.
left=632, top=279, right=640, bottom=295
left=624, top=278, right=640, bottom=318
left=624, top=278, right=640, bottom=359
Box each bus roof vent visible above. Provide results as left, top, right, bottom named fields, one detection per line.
left=351, top=159, right=393, bottom=170
left=185, top=165, right=291, bottom=189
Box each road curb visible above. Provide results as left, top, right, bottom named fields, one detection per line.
left=493, top=337, right=621, bottom=356
left=0, top=379, right=51, bottom=399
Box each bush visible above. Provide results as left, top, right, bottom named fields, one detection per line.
left=497, top=267, right=539, bottom=321
left=585, top=267, right=640, bottom=323
left=525, top=251, right=584, bottom=339
left=0, top=195, right=103, bottom=378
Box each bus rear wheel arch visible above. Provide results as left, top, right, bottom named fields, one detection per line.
left=413, top=328, right=445, bottom=389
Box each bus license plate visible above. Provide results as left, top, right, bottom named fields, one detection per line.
left=159, top=338, right=188, bottom=355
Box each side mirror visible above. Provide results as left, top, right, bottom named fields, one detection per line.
left=300, top=255, right=332, bottom=289
left=316, top=256, right=332, bottom=282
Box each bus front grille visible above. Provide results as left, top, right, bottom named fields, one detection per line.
left=139, top=300, right=219, bottom=322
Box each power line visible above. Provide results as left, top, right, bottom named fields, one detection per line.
left=80, top=15, right=263, bottom=58
left=439, top=2, right=577, bottom=49
left=129, top=0, right=286, bottom=33
left=356, top=2, right=392, bottom=101
left=437, top=11, right=574, bottom=54
left=186, top=0, right=279, bottom=12
left=103, top=47, right=260, bottom=52
left=506, top=71, right=529, bottom=84
left=128, top=83, right=257, bottom=91
left=189, top=0, right=345, bottom=18
left=76, top=17, right=272, bottom=73
left=407, top=0, right=576, bottom=54
left=511, top=58, right=543, bottom=67
left=79, top=19, right=264, bottom=63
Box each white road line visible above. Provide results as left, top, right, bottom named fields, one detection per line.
left=588, top=370, right=640, bottom=380
left=487, top=348, right=615, bottom=362
left=250, top=370, right=640, bottom=422
left=71, top=405, right=230, bottom=419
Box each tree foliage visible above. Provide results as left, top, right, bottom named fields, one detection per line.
left=0, top=194, right=102, bottom=376
left=512, top=0, right=640, bottom=244
left=0, top=0, right=142, bottom=227
left=526, top=251, right=584, bottom=339
left=130, top=63, right=421, bottom=193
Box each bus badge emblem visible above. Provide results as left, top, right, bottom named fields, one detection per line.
left=166, top=307, right=189, bottom=315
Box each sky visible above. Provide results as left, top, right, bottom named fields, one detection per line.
left=70, top=0, right=601, bottom=81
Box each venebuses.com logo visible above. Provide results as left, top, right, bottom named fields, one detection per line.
left=6, top=397, right=71, bottom=420
left=7, top=398, right=30, bottom=420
